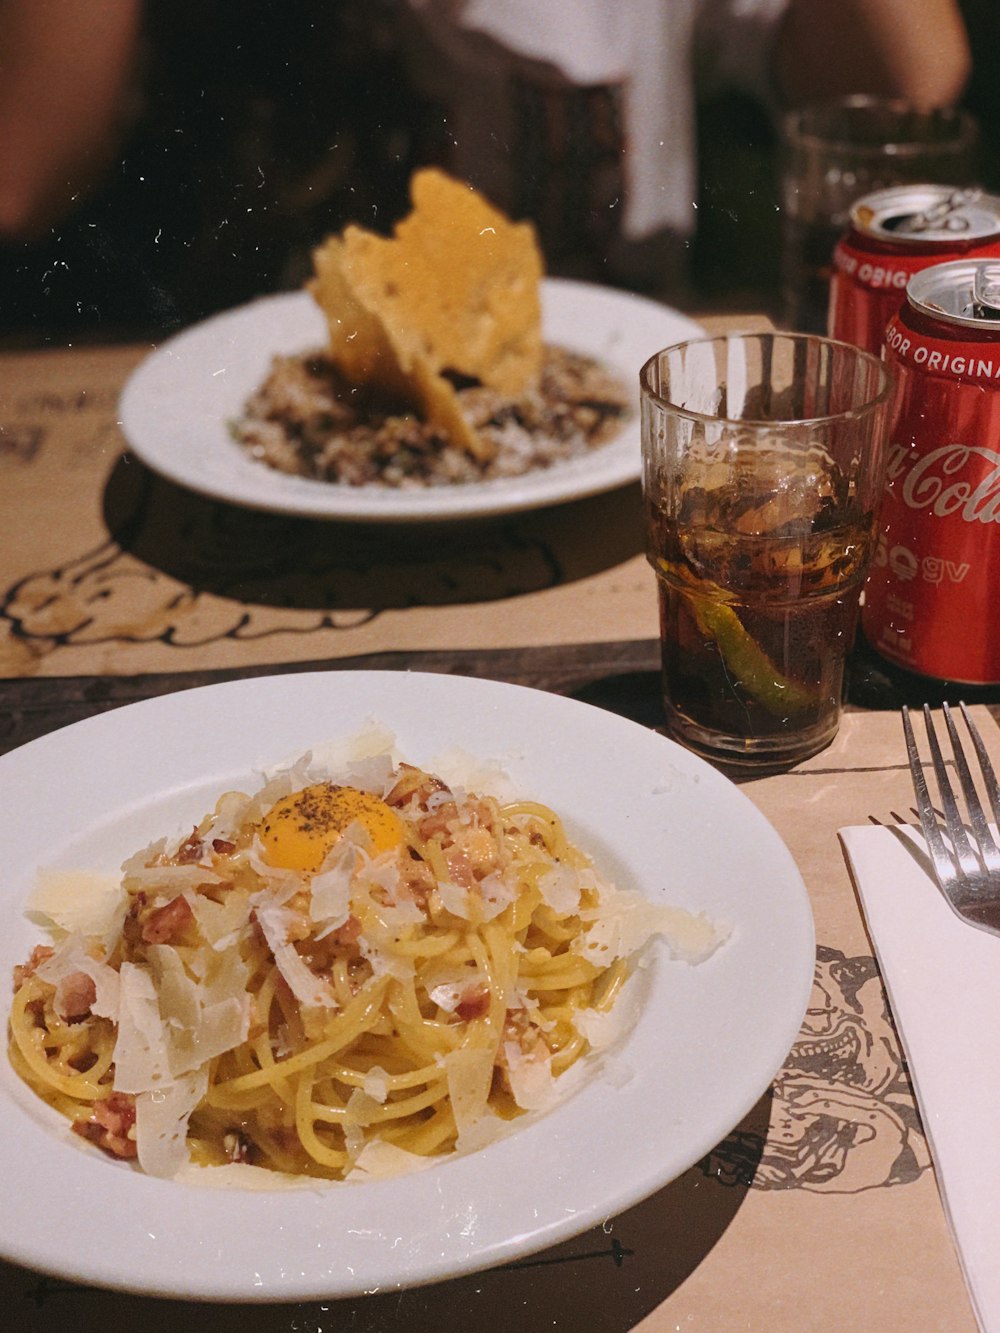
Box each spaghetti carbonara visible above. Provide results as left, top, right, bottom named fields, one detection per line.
left=8, top=736, right=722, bottom=1182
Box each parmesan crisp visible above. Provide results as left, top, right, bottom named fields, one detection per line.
left=309, top=168, right=544, bottom=460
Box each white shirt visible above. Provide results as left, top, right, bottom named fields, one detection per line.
left=400, top=0, right=790, bottom=242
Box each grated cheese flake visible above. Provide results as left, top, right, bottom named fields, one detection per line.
left=444, top=1045, right=495, bottom=1143
left=575, top=887, right=726, bottom=966
left=503, top=1039, right=558, bottom=1112
left=112, top=963, right=172, bottom=1094
left=537, top=863, right=583, bottom=916
left=361, top=1065, right=390, bottom=1103
left=27, top=870, right=125, bottom=953
left=252, top=899, right=338, bottom=1009
left=35, top=934, right=121, bottom=1022
left=146, top=943, right=250, bottom=1075
left=309, top=838, right=358, bottom=932
left=135, top=1065, right=209, bottom=1179
left=345, top=1140, right=436, bottom=1182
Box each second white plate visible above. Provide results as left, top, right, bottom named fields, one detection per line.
left=118, top=279, right=704, bottom=522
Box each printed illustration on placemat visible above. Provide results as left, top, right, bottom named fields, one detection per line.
left=701, top=947, right=928, bottom=1193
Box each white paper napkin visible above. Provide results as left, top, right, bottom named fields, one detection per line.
left=841, top=823, right=1000, bottom=1332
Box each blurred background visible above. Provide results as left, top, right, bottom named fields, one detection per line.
left=0, top=0, right=994, bottom=347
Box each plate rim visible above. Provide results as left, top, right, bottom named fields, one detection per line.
left=117, top=279, right=705, bottom=524
left=0, top=670, right=814, bottom=1301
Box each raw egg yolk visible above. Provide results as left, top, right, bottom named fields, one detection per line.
left=258, top=783, right=405, bottom=873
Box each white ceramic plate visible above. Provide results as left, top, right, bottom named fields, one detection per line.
left=0, top=672, right=814, bottom=1301
left=117, top=280, right=704, bottom=523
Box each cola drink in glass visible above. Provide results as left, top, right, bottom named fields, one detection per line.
left=641, top=334, right=893, bottom=768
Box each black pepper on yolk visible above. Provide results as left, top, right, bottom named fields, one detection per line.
left=258, top=783, right=406, bottom=873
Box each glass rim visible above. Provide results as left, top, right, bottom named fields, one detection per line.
left=639, top=331, right=895, bottom=430
left=781, top=94, right=978, bottom=158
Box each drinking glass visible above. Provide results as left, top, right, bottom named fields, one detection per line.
left=640, top=332, right=894, bottom=769
left=780, top=96, right=979, bottom=334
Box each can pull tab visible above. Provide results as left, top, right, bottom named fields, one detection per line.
left=973, top=263, right=1000, bottom=317
left=895, top=187, right=982, bottom=234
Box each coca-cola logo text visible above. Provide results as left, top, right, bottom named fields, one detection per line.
left=834, top=245, right=910, bottom=290
left=887, top=441, right=1000, bottom=522
left=884, top=324, right=1000, bottom=380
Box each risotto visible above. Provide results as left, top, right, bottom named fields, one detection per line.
left=232, top=345, right=631, bottom=489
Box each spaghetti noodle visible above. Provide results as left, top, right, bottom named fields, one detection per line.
left=8, top=740, right=722, bottom=1182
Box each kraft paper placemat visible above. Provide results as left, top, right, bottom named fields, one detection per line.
left=0, top=672, right=979, bottom=1331
left=0, top=315, right=768, bottom=682
left=0, top=341, right=652, bottom=680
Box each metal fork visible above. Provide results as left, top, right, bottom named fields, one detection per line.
left=902, top=702, right=1000, bottom=936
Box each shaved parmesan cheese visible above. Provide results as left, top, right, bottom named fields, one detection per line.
left=436, top=877, right=472, bottom=920
left=135, top=1065, right=209, bottom=1178
left=478, top=871, right=516, bottom=920
left=252, top=899, right=337, bottom=1009
left=430, top=746, right=520, bottom=802
left=370, top=895, right=425, bottom=930
left=348, top=897, right=417, bottom=968
left=291, top=720, right=400, bottom=784
left=245, top=841, right=304, bottom=903
left=342, top=751, right=397, bottom=795
left=189, top=934, right=251, bottom=994
left=507, top=987, right=554, bottom=1031
left=361, top=1066, right=390, bottom=1103
left=444, top=1045, right=495, bottom=1142
left=260, top=749, right=316, bottom=803
left=121, top=840, right=168, bottom=876
left=35, top=934, right=120, bottom=1021
left=454, top=1109, right=511, bottom=1154
left=27, top=870, right=125, bottom=951
left=575, top=887, right=725, bottom=966
left=146, top=944, right=250, bottom=1075
left=345, top=1087, right=382, bottom=1127
left=309, top=838, right=357, bottom=932
left=189, top=888, right=253, bottom=951
left=343, top=1116, right=365, bottom=1163
left=424, top=787, right=455, bottom=813
left=503, top=1040, right=557, bottom=1112
left=122, top=862, right=227, bottom=893
left=345, top=1140, right=435, bottom=1181
left=112, top=963, right=172, bottom=1094
left=201, top=790, right=253, bottom=845
left=356, top=858, right=426, bottom=931
left=537, top=863, right=583, bottom=916
left=428, top=982, right=462, bottom=1013
left=175, top=996, right=249, bottom=1073
left=572, top=974, right=643, bottom=1051
left=174, top=1162, right=319, bottom=1189
left=358, top=935, right=414, bottom=983
left=146, top=945, right=200, bottom=1032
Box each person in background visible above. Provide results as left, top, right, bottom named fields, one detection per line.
left=0, top=0, right=435, bottom=338
left=955, top=0, right=1000, bottom=191
left=0, top=0, right=971, bottom=341
left=393, top=0, right=971, bottom=299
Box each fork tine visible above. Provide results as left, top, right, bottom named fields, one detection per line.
left=921, top=704, right=981, bottom=878
left=902, top=703, right=1000, bottom=936
left=902, top=705, right=956, bottom=882
left=943, top=702, right=1000, bottom=874
left=959, top=701, right=1000, bottom=831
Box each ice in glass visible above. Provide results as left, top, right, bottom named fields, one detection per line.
left=641, top=334, right=892, bottom=768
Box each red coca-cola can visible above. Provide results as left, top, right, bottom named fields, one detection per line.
left=862, top=259, right=1000, bottom=683
left=829, top=186, right=1000, bottom=355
